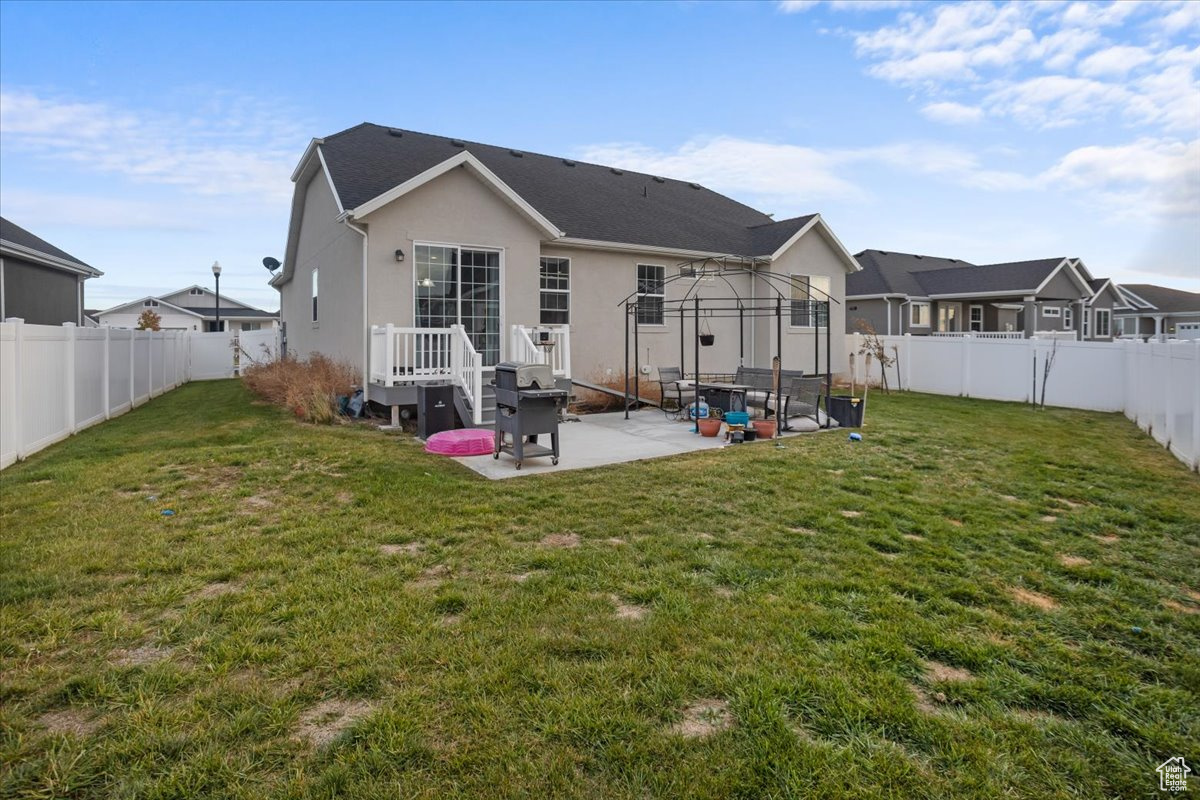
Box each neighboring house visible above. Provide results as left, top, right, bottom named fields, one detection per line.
left=272, top=123, right=861, bottom=422
left=1114, top=284, right=1200, bottom=340
left=846, top=250, right=1120, bottom=340
left=0, top=216, right=103, bottom=325
left=96, top=286, right=279, bottom=332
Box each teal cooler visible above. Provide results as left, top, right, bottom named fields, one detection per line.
left=827, top=396, right=864, bottom=428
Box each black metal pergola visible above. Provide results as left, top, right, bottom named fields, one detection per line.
left=617, top=256, right=837, bottom=432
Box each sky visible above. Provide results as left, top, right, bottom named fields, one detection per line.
left=1, top=0, right=1198, bottom=313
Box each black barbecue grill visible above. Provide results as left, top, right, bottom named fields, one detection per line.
left=493, top=362, right=568, bottom=469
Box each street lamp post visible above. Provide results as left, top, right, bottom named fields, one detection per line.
left=212, top=261, right=222, bottom=332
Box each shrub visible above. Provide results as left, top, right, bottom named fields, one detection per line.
left=241, top=354, right=358, bottom=424
left=570, top=371, right=661, bottom=414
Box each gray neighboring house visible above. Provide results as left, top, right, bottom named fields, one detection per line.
left=1114, top=284, right=1200, bottom=340
left=272, top=123, right=861, bottom=422
left=0, top=216, right=103, bottom=326
left=846, top=250, right=1121, bottom=340
left=96, top=286, right=279, bottom=332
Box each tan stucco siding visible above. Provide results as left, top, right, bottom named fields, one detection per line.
left=538, top=245, right=754, bottom=383
left=357, top=166, right=543, bottom=351
left=757, top=227, right=849, bottom=377
left=280, top=170, right=363, bottom=366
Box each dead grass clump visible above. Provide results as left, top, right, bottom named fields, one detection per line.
left=610, top=594, right=648, bottom=620
left=668, top=699, right=732, bottom=738
left=189, top=581, right=241, bottom=601
left=241, top=354, right=358, bottom=424
left=1008, top=586, right=1059, bottom=611
left=571, top=371, right=660, bottom=414
left=38, top=709, right=103, bottom=737
left=1163, top=599, right=1198, bottom=615
left=922, top=660, right=974, bottom=683
left=540, top=533, right=580, bottom=548
left=293, top=699, right=374, bottom=748
left=110, top=644, right=172, bottom=667
left=380, top=542, right=423, bottom=556
left=1057, top=554, right=1091, bottom=568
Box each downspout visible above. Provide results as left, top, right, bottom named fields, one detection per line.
left=884, top=297, right=892, bottom=336
left=344, top=218, right=369, bottom=402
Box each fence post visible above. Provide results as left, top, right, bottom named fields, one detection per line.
left=102, top=328, right=111, bottom=422
left=385, top=324, right=396, bottom=386
left=903, top=334, right=912, bottom=391
left=1192, top=340, right=1200, bottom=471
left=9, top=318, right=25, bottom=460
left=961, top=333, right=972, bottom=398
left=129, top=329, right=136, bottom=406
left=64, top=322, right=77, bottom=434
left=1164, top=341, right=1176, bottom=451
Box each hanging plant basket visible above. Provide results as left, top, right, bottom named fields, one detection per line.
left=699, top=317, right=715, bottom=347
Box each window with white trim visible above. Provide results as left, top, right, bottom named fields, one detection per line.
left=1063, top=306, right=1073, bottom=329
left=969, top=305, right=983, bottom=332
left=910, top=302, right=930, bottom=327
left=1094, top=308, right=1111, bottom=337
left=539, top=257, right=570, bottom=325
left=1042, top=306, right=1061, bottom=318
left=1083, top=309, right=1090, bottom=337
left=311, top=268, right=319, bottom=323
left=189, top=288, right=204, bottom=296
left=636, top=264, right=665, bottom=325
left=143, top=300, right=159, bottom=307
left=789, top=274, right=830, bottom=327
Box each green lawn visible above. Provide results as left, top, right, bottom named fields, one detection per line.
left=2, top=380, right=1198, bottom=799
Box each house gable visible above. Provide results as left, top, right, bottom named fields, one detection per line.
left=160, top=285, right=256, bottom=312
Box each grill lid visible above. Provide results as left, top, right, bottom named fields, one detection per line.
left=495, top=361, right=556, bottom=390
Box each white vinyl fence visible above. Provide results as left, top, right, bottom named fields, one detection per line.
left=848, top=334, right=1200, bottom=471
left=1, top=320, right=281, bottom=469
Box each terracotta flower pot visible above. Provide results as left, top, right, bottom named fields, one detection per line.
left=697, top=417, right=723, bottom=437
left=752, top=420, right=776, bottom=439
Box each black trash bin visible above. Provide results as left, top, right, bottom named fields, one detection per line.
left=827, top=395, right=865, bottom=428
left=417, top=383, right=457, bottom=439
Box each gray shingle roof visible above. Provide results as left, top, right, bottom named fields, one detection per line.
left=1118, top=284, right=1200, bottom=314
left=180, top=306, right=278, bottom=319
left=319, top=124, right=810, bottom=256
left=913, top=258, right=1065, bottom=296
left=847, top=250, right=975, bottom=296
left=0, top=216, right=93, bottom=270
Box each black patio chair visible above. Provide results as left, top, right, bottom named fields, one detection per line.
left=657, top=367, right=695, bottom=420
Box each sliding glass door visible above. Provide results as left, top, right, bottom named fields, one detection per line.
left=414, top=244, right=501, bottom=366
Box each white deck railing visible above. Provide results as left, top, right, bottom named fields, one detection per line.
left=510, top=324, right=571, bottom=377
left=369, top=324, right=483, bottom=424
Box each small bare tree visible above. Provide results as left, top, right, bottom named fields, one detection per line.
left=136, top=309, right=162, bottom=331
left=1039, top=336, right=1059, bottom=408
left=853, top=319, right=895, bottom=394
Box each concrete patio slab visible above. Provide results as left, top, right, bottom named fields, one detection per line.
left=453, top=410, right=837, bottom=479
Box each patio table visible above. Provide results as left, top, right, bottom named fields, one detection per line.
left=694, top=382, right=753, bottom=414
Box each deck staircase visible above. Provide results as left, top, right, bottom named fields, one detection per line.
left=453, top=382, right=496, bottom=428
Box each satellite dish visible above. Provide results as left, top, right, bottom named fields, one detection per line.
left=263, top=257, right=281, bottom=272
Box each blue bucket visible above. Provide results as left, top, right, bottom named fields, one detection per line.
left=724, top=411, right=750, bottom=427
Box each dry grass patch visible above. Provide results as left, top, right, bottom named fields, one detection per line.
left=610, top=594, right=648, bottom=621
left=539, top=533, right=580, bottom=548
left=1008, top=586, right=1059, bottom=611
left=37, top=708, right=104, bottom=738
left=1092, top=533, right=1120, bottom=544
left=1162, top=599, right=1198, bottom=615
left=841, top=510, right=862, bottom=518
left=603, top=537, right=626, bottom=546
left=902, top=534, right=925, bottom=541
left=909, top=684, right=948, bottom=714
left=923, top=660, right=974, bottom=683
left=379, top=542, right=423, bottom=556
left=1052, top=497, right=1084, bottom=509
left=293, top=699, right=374, bottom=749
left=713, top=586, right=736, bottom=598
left=1039, top=515, right=1058, bottom=523
left=509, top=571, right=543, bottom=583
left=110, top=644, right=173, bottom=667
left=946, top=519, right=964, bottom=527
left=668, top=699, right=733, bottom=738
left=999, top=494, right=1020, bottom=503
left=789, top=526, right=819, bottom=536
left=1057, top=554, right=1091, bottom=568
left=189, top=581, right=242, bottom=601
left=409, top=564, right=450, bottom=589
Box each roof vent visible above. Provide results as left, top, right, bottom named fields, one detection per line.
left=689, top=182, right=702, bottom=190
left=562, top=159, right=576, bottom=167
left=509, top=149, right=523, bottom=158
left=610, top=167, right=624, bottom=176
left=915, top=255, right=923, bottom=260
left=387, top=128, right=404, bottom=137
left=450, top=139, right=466, bottom=147
left=653, top=176, right=665, bottom=183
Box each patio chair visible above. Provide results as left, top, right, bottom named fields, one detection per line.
left=657, top=367, right=695, bottom=420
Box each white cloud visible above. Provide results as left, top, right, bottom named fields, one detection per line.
left=1042, top=137, right=1200, bottom=218
left=986, top=75, right=1133, bottom=128
left=777, top=0, right=819, bottom=13
left=921, top=101, right=985, bottom=124
left=0, top=89, right=303, bottom=203
left=1077, top=45, right=1154, bottom=77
